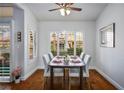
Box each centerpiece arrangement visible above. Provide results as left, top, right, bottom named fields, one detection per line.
left=64, top=51, right=70, bottom=65
left=12, top=66, right=22, bottom=83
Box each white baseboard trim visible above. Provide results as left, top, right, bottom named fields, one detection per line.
left=37, top=66, right=44, bottom=69
left=21, top=67, right=38, bottom=81
left=95, top=67, right=124, bottom=90
left=89, top=66, right=95, bottom=69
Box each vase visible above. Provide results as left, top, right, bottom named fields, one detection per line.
left=14, top=75, right=21, bottom=83
left=15, top=78, right=20, bottom=83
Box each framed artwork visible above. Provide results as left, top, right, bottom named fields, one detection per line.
left=100, top=23, right=115, bottom=48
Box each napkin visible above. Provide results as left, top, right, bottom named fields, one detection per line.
left=71, top=60, right=80, bottom=63
left=53, top=60, right=62, bottom=63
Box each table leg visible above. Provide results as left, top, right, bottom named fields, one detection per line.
left=80, top=67, right=83, bottom=89
left=50, top=67, right=53, bottom=89
left=63, top=68, right=69, bottom=89
left=62, top=68, right=65, bottom=89
left=64, top=68, right=66, bottom=81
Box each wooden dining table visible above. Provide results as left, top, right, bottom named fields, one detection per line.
left=48, top=56, right=85, bottom=89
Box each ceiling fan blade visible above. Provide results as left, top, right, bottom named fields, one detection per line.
left=64, top=3, right=73, bottom=7
left=55, top=3, right=63, bottom=7
left=55, top=3, right=61, bottom=6
left=70, top=7, right=82, bottom=11
left=48, top=8, right=61, bottom=11
left=68, top=3, right=74, bottom=6
left=55, top=3, right=73, bottom=8
left=65, top=3, right=74, bottom=8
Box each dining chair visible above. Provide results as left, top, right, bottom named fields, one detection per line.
left=83, top=54, right=91, bottom=77
left=42, top=54, right=63, bottom=89
left=42, top=54, right=50, bottom=72
left=69, top=54, right=91, bottom=89
left=48, top=52, right=63, bottom=73
left=48, top=52, right=54, bottom=61
left=80, top=52, right=85, bottom=61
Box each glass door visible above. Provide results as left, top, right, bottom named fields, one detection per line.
left=0, top=23, right=11, bottom=82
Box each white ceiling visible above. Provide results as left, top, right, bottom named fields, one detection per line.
left=25, top=3, right=107, bottom=21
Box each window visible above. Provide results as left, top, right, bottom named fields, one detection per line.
left=76, top=32, right=83, bottom=56
left=29, top=31, right=33, bottom=59
left=59, top=32, right=66, bottom=56
left=50, top=32, right=57, bottom=56
left=50, top=32, right=83, bottom=56
left=67, top=32, right=74, bottom=55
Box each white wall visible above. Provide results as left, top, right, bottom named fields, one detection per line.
left=13, top=6, right=24, bottom=77
left=16, top=4, right=39, bottom=80
left=38, top=21, right=96, bottom=69
left=96, top=4, right=124, bottom=89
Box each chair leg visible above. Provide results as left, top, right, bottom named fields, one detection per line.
left=44, top=77, right=48, bottom=89
left=62, top=76, right=64, bottom=89
left=43, top=77, right=45, bottom=89
left=69, top=77, right=71, bottom=90
left=85, top=77, right=91, bottom=89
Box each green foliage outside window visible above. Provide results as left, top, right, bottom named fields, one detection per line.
left=76, top=48, right=82, bottom=56
left=67, top=48, right=74, bottom=55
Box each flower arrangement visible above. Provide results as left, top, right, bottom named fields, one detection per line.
left=12, top=66, right=22, bottom=80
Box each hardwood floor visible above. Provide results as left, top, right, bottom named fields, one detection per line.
left=0, top=69, right=116, bottom=90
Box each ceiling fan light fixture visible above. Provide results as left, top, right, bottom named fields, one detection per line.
left=60, top=8, right=70, bottom=16
left=66, top=9, right=70, bottom=15
left=49, top=3, right=82, bottom=16
left=60, top=8, right=65, bottom=16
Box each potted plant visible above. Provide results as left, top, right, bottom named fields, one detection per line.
left=12, top=66, right=22, bottom=83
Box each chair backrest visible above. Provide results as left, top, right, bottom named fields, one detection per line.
left=48, top=52, right=54, bottom=61
left=42, top=54, right=50, bottom=68
left=83, top=54, right=91, bottom=77
left=84, top=54, right=91, bottom=65
left=80, top=52, right=85, bottom=61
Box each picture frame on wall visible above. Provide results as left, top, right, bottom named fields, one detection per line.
left=100, top=23, right=115, bottom=48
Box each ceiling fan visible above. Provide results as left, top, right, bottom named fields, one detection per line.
left=48, top=3, right=82, bottom=16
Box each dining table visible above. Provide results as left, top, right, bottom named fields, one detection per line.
left=48, top=56, right=85, bottom=89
